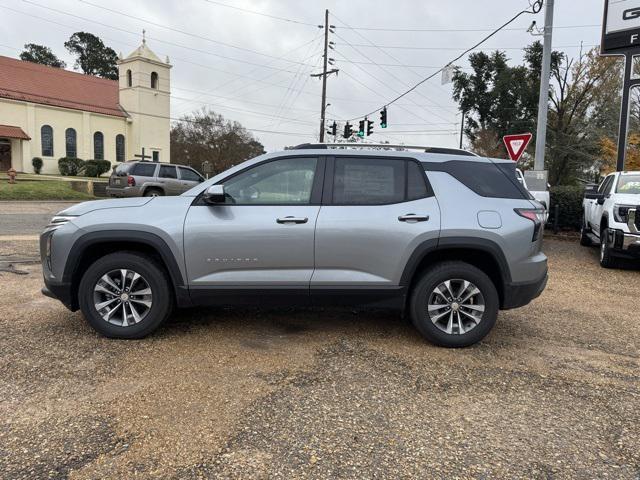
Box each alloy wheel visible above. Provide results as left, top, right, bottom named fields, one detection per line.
left=427, top=278, right=485, bottom=335
left=93, top=269, right=153, bottom=327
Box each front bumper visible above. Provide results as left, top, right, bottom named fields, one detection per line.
left=42, top=279, right=77, bottom=311
left=607, top=209, right=640, bottom=258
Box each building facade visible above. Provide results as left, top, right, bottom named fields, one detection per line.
left=0, top=41, right=171, bottom=174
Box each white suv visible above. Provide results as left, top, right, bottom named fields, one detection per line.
left=581, top=171, right=640, bottom=267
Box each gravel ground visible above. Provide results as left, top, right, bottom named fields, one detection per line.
left=0, top=238, right=638, bottom=479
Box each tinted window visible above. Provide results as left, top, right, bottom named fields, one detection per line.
left=159, top=165, right=177, bottom=179
left=93, top=131, right=104, bottom=160
left=65, top=128, right=76, bottom=158
left=41, top=125, right=53, bottom=157
left=333, top=157, right=405, bottom=205
left=179, top=167, right=201, bottom=182
left=598, top=176, right=613, bottom=194
left=602, top=176, right=615, bottom=195
left=407, top=161, right=429, bottom=201
left=115, top=134, right=125, bottom=162
left=423, top=160, right=529, bottom=199
left=224, top=157, right=317, bottom=205
left=114, top=163, right=132, bottom=176
left=133, top=163, right=157, bottom=177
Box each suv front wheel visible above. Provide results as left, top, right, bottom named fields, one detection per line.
left=78, top=252, right=173, bottom=338
left=409, top=262, right=498, bottom=348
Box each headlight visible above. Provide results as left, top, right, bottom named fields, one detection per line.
left=613, top=205, right=634, bottom=223
left=45, top=215, right=77, bottom=230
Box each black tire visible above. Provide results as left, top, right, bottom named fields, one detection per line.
left=580, top=214, right=591, bottom=246
left=144, top=188, right=164, bottom=197
left=78, top=252, right=173, bottom=339
left=599, top=228, right=618, bottom=269
left=409, top=261, right=499, bottom=348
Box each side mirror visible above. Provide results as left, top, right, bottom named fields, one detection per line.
left=597, top=196, right=606, bottom=205
left=203, top=185, right=225, bottom=204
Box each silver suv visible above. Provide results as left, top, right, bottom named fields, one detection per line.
left=41, top=145, right=548, bottom=347
left=106, top=161, right=205, bottom=197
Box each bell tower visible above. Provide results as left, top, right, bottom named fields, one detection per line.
left=118, top=34, right=171, bottom=162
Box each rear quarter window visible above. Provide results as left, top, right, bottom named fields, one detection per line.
left=132, top=163, right=157, bottom=177
left=422, top=160, right=529, bottom=199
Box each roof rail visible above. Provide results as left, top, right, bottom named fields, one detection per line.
left=286, top=142, right=477, bottom=156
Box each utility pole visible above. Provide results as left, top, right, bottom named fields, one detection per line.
left=319, top=9, right=329, bottom=143
left=311, top=9, right=338, bottom=142
left=534, top=0, right=554, bottom=171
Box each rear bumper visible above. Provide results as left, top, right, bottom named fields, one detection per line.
left=106, top=186, right=140, bottom=197
left=501, top=270, right=548, bottom=310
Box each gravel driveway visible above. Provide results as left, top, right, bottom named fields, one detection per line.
left=0, top=238, right=638, bottom=479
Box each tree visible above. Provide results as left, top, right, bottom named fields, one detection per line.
left=170, top=109, right=265, bottom=175
left=20, top=44, right=66, bottom=68
left=64, top=32, right=118, bottom=79
left=452, top=42, right=563, bottom=156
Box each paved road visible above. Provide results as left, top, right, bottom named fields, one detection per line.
left=1, top=239, right=639, bottom=479
left=0, top=201, right=81, bottom=236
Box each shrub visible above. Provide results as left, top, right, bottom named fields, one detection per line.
left=83, top=159, right=111, bottom=177
left=548, top=185, right=585, bottom=231
left=58, top=157, right=84, bottom=176
left=32, top=157, right=43, bottom=174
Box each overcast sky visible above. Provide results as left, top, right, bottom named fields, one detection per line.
left=0, top=0, right=607, bottom=151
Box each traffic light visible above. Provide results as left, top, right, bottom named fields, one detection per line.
left=357, top=119, right=365, bottom=138
left=343, top=122, right=353, bottom=139
left=327, top=121, right=337, bottom=137
left=366, top=119, right=374, bottom=136
left=380, top=106, right=387, bottom=128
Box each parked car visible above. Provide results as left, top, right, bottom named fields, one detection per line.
left=41, top=144, right=548, bottom=347
left=106, top=161, right=204, bottom=197
left=516, top=168, right=550, bottom=211
left=581, top=170, right=640, bottom=268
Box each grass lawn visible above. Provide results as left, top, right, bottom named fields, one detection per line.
left=0, top=180, right=96, bottom=200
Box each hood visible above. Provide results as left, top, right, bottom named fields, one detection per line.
left=613, top=193, right=640, bottom=205
left=58, top=197, right=153, bottom=216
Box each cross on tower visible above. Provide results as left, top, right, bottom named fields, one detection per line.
left=142, top=29, right=146, bottom=44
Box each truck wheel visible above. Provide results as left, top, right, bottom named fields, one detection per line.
left=580, top=215, right=591, bottom=246
left=599, top=229, right=618, bottom=269
left=78, top=252, right=173, bottom=339
left=409, top=261, right=499, bottom=348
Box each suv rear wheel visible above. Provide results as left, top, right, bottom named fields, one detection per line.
left=409, top=262, right=498, bottom=348
left=144, top=188, right=164, bottom=197
left=78, top=252, right=173, bottom=338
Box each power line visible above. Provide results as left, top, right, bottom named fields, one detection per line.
left=342, top=0, right=544, bottom=122
left=338, top=24, right=600, bottom=33
left=78, top=0, right=316, bottom=65
left=335, top=43, right=598, bottom=51
left=20, top=0, right=317, bottom=70
left=200, top=0, right=318, bottom=27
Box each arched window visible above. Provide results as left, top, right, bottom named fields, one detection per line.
left=151, top=71, right=158, bottom=89
left=115, top=134, right=125, bottom=162
left=65, top=128, right=77, bottom=158
left=126, top=69, right=132, bottom=87
left=93, top=131, right=104, bottom=160
left=41, top=125, right=53, bottom=157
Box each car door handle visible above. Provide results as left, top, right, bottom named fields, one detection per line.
left=277, top=216, right=308, bottom=224
left=398, top=214, right=429, bottom=223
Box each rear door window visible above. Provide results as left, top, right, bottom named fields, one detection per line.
left=159, top=165, right=177, bottom=179
left=133, top=163, right=157, bottom=177
left=332, top=157, right=405, bottom=205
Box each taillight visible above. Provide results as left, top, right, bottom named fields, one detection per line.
left=127, top=175, right=136, bottom=186
left=515, top=208, right=545, bottom=241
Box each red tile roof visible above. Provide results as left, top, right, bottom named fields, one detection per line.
left=0, top=55, right=126, bottom=118
left=0, top=124, right=30, bottom=140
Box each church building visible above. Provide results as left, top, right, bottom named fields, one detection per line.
left=0, top=40, right=171, bottom=174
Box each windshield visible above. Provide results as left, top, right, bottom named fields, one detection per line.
left=617, top=174, right=640, bottom=194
